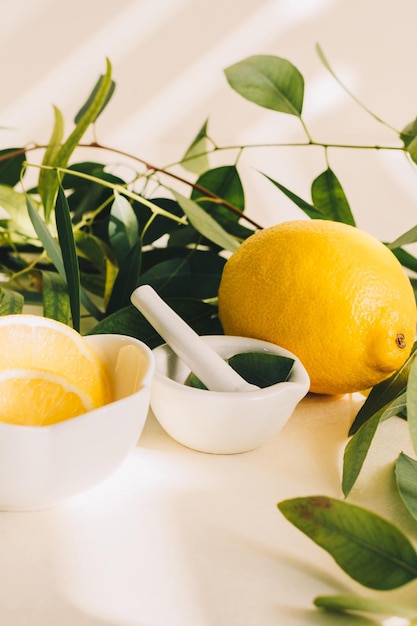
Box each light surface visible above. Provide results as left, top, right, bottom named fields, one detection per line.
left=0, top=395, right=415, bottom=624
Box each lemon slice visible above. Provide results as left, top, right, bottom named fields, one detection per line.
left=0, top=315, right=111, bottom=425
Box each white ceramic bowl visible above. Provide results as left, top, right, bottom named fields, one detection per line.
left=0, top=333, right=154, bottom=511
left=151, top=335, right=310, bottom=454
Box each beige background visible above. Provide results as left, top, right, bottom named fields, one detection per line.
left=0, top=0, right=416, bottom=241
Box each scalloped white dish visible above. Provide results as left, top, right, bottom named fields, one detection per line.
left=0, top=333, right=154, bottom=511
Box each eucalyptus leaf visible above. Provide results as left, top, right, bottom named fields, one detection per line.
left=342, top=411, right=382, bottom=497
left=63, top=161, right=124, bottom=225
left=40, top=59, right=114, bottom=221
left=224, top=55, right=304, bottom=116
left=185, top=352, right=294, bottom=389
left=138, top=250, right=226, bottom=299
left=191, top=165, right=244, bottom=218
left=400, top=117, right=417, bottom=148
left=105, top=240, right=142, bottom=315
left=278, top=495, right=417, bottom=590
left=172, top=191, right=240, bottom=252
left=395, top=452, right=417, bottom=522
left=311, top=168, right=356, bottom=225
left=27, top=194, right=66, bottom=276
left=0, top=185, right=41, bottom=242
left=0, top=148, right=26, bottom=186
left=349, top=344, right=417, bottom=435
left=75, top=230, right=112, bottom=272
left=0, top=287, right=24, bottom=314
left=136, top=197, right=184, bottom=246
left=109, top=190, right=139, bottom=265
left=190, top=165, right=253, bottom=240
left=55, top=182, right=81, bottom=331
left=41, top=270, right=70, bottom=324
left=342, top=392, right=406, bottom=496
left=181, top=119, right=211, bottom=175
left=261, top=173, right=323, bottom=219
left=140, top=246, right=190, bottom=272
left=407, top=358, right=417, bottom=454
left=388, top=224, right=417, bottom=249
left=88, top=304, right=160, bottom=345
left=391, top=247, right=417, bottom=274
left=405, top=135, right=417, bottom=165
left=27, top=193, right=103, bottom=322
left=314, top=593, right=417, bottom=620
left=74, top=73, right=116, bottom=124
left=90, top=298, right=222, bottom=347
left=228, top=352, right=293, bottom=387
left=38, top=105, right=64, bottom=221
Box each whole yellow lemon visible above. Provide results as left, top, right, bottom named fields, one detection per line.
left=218, top=219, right=417, bottom=395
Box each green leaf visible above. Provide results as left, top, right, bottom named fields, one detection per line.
left=406, top=139, right=417, bottom=165
left=41, top=270, right=70, bottom=324
left=342, top=411, right=383, bottom=497
left=184, top=371, right=208, bottom=390
left=349, top=344, right=417, bottom=435
left=75, top=230, right=111, bottom=272
left=40, top=59, right=114, bottom=221
left=314, top=593, right=417, bottom=620
left=138, top=250, right=226, bottom=299
left=0, top=148, right=26, bottom=186
left=278, top=495, right=417, bottom=590
left=186, top=352, right=294, bottom=389
left=74, top=74, right=116, bottom=124
left=136, top=197, right=184, bottom=246
left=191, top=166, right=247, bottom=237
left=172, top=191, right=240, bottom=252
left=192, top=166, right=244, bottom=214
left=90, top=298, right=222, bottom=347
left=395, top=452, right=417, bottom=522
left=27, top=194, right=66, bottom=274
left=342, top=391, right=406, bottom=496
left=181, top=119, right=211, bottom=175
left=108, top=190, right=139, bottom=265
left=401, top=118, right=417, bottom=163
left=407, top=358, right=417, bottom=454
left=0, top=185, right=42, bottom=243
left=27, top=193, right=103, bottom=323
left=55, top=182, right=81, bottom=331
left=105, top=240, right=142, bottom=315
left=63, top=161, right=124, bottom=224
left=38, top=105, right=64, bottom=221
left=228, top=352, right=294, bottom=387
left=388, top=225, right=417, bottom=250
left=400, top=117, right=417, bottom=148
left=0, top=287, right=24, bottom=314
left=391, top=247, right=417, bottom=274
left=224, top=55, right=304, bottom=116
left=261, top=173, right=323, bottom=219
left=311, top=168, right=356, bottom=225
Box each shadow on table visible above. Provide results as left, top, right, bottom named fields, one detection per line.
left=278, top=605, right=380, bottom=625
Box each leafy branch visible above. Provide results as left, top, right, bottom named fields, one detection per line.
left=1, top=48, right=417, bottom=620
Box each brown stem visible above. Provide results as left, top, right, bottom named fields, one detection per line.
left=85, top=141, right=264, bottom=230
left=3, top=142, right=264, bottom=231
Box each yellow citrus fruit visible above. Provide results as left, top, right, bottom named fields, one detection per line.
left=218, top=219, right=417, bottom=395
left=0, top=315, right=111, bottom=425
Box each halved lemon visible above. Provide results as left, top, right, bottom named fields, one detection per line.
left=0, top=315, right=111, bottom=425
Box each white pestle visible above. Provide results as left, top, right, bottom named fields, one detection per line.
left=131, top=285, right=259, bottom=392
